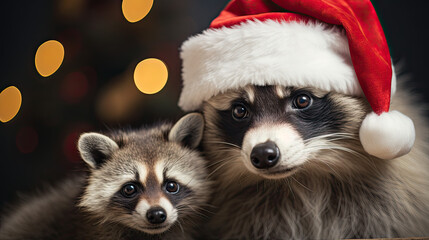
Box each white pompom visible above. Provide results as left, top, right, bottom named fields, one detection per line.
left=359, top=111, right=415, bottom=160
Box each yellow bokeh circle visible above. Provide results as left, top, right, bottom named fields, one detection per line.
left=122, top=0, right=154, bottom=23
left=0, top=86, right=22, bottom=123
left=35, top=40, right=65, bottom=77
left=134, top=58, right=168, bottom=94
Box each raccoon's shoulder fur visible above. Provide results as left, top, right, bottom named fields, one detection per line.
left=201, top=80, right=429, bottom=239
left=0, top=113, right=210, bottom=240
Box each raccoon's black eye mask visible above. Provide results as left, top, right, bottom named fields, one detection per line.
left=230, top=91, right=313, bottom=122
left=213, top=86, right=348, bottom=145
left=228, top=88, right=317, bottom=122
left=118, top=180, right=181, bottom=198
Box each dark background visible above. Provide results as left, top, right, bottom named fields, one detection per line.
left=0, top=1, right=428, bottom=208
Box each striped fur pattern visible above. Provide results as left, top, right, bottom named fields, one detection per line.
left=0, top=113, right=210, bottom=240
left=201, top=83, right=429, bottom=239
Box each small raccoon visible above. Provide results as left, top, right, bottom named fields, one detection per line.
left=201, top=84, right=429, bottom=239
left=0, top=113, right=210, bottom=240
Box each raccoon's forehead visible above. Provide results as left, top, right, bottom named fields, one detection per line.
left=94, top=142, right=205, bottom=186
left=108, top=127, right=170, bottom=148
left=207, top=85, right=328, bottom=110
left=110, top=139, right=198, bottom=165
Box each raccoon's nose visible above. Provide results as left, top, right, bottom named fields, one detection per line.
left=146, top=207, right=167, bottom=224
left=250, top=141, right=280, bottom=169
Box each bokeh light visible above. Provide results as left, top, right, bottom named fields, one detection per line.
left=134, top=58, right=168, bottom=94
left=97, top=66, right=143, bottom=123
left=122, top=0, right=153, bottom=23
left=16, top=127, right=39, bottom=154
left=0, top=86, right=22, bottom=123
left=35, top=40, right=65, bottom=77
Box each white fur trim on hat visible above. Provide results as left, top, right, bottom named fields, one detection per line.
left=359, top=111, right=415, bottom=160
left=179, top=20, right=361, bottom=111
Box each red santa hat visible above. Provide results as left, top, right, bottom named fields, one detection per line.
left=178, top=0, right=415, bottom=160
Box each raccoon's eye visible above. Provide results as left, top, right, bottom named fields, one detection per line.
left=121, top=183, right=137, bottom=198
left=165, top=181, right=180, bottom=194
left=232, top=104, right=248, bottom=120
left=293, top=94, right=312, bottom=109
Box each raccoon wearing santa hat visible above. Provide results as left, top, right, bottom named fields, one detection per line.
left=179, top=0, right=429, bottom=239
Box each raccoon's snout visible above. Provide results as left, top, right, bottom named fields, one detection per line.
left=250, top=141, right=280, bottom=169
left=146, top=207, right=167, bottom=224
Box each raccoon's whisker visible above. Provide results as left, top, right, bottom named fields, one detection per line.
left=199, top=206, right=216, bottom=215
left=291, top=174, right=313, bottom=192
left=237, top=169, right=246, bottom=182
left=185, top=205, right=212, bottom=216
left=304, top=141, right=355, bottom=152
left=208, top=147, right=240, bottom=153
left=205, top=156, right=231, bottom=168
left=314, top=132, right=354, bottom=138
left=328, top=145, right=378, bottom=170
left=204, top=140, right=240, bottom=147
left=176, top=219, right=185, bottom=235
left=304, top=143, right=381, bottom=177
left=280, top=177, right=296, bottom=200
left=305, top=143, right=374, bottom=166
left=183, top=203, right=216, bottom=216
left=207, top=161, right=231, bottom=179
left=302, top=145, right=342, bottom=172
left=289, top=178, right=297, bottom=201
left=204, top=141, right=242, bottom=149
left=179, top=205, right=210, bottom=218
left=321, top=160, right=342, bottom=177
left=181, top=215, right=201, bottom=229
left=206, top=160, right=226, bottom=169
left=304, top=133, right=355, bottom=144
left=206, top=147, right=242, bottom=155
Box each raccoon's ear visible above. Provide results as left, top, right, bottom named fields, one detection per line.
left=78, top=132, right=119, bottom=168
left=169, top=113, right=204, bottom=149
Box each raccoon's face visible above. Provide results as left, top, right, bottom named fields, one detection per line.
left=203, top=85, right=371, bottom=180
left=78, top=113, right=209, bottom=235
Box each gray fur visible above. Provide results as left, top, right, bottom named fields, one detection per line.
left=169, top=112, right=204, bottom=149
left=201, top=81, right=429, bottom=239
left=0, top=113, right=210, bottom=240
left=78, top=132, right=119, bottom=168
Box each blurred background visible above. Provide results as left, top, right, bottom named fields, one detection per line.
left=0, top=0, right=428, bottom=207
